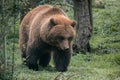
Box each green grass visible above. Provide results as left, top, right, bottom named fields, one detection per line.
left=11, top=51, right=120, bottom=80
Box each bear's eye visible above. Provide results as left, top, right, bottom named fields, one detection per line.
left=58, top=36, right=64, bottom=42
left=68, top=37, right=73, bottom=41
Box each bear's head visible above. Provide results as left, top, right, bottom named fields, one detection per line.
left=47, top=15, right=76, bottom=52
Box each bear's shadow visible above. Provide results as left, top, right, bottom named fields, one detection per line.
left=21, top=61, right=56, bottom=72
left=38, top=65, right=56, bottom=72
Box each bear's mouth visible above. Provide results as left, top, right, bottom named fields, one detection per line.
left=55, top=47, right=70, bottom=53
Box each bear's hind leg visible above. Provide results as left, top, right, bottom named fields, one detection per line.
left=39, top=52, right=51, bottom=67
left=19, top=26, right=28, bottom=59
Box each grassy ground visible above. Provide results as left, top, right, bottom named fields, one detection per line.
left=4, top=0, right=120, bottom=80
left=12, top=51, right=120, bottom=80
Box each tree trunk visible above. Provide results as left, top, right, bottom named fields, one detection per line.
left=73, top=0, right=93, bottom=53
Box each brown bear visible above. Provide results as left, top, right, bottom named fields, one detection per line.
left=19, top=5, right=76, bottom=72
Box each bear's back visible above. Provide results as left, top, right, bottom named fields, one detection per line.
left=20, top=5, right=53, bottom=28
left=21, top=5, right=66, bottom=30
left=30, top=5, right=67, bottom=27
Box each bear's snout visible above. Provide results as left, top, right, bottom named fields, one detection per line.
left=64, top=48, right=70, bottom=53
left=59, top=40, right=70, bottom=51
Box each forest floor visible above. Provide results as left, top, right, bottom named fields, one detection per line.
left=12, top=51, right=120, bottom=80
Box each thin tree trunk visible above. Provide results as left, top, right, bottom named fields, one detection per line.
left=3, top=36, right=7, bottom=73
left=73, top=0, right=93, bottom=53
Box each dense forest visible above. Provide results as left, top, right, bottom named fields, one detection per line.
left=0, top=0, right=120, bottom=80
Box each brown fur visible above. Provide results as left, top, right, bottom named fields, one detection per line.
left=19, top=5, right=76, bottom=72
left=19, top=5, right=53, bottom=58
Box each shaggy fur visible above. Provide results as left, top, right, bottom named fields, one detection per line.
left=19, top=5, right=76, bottom=72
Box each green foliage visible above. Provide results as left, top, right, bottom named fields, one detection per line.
left=114, top=53, right=120, bottom=65
left=91, top=0, right=120, bottom=54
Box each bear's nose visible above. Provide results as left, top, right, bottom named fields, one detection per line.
left=64, top=48, right=69, bottom=53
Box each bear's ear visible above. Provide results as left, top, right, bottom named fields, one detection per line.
left=71, top=20, right=77, bottom=28
left=50, top=18, right=57, bottom=27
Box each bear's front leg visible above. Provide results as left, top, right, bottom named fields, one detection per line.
left=53, top=49, right=71, bottom=72
left=26, top=46, right=39, bottom=71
